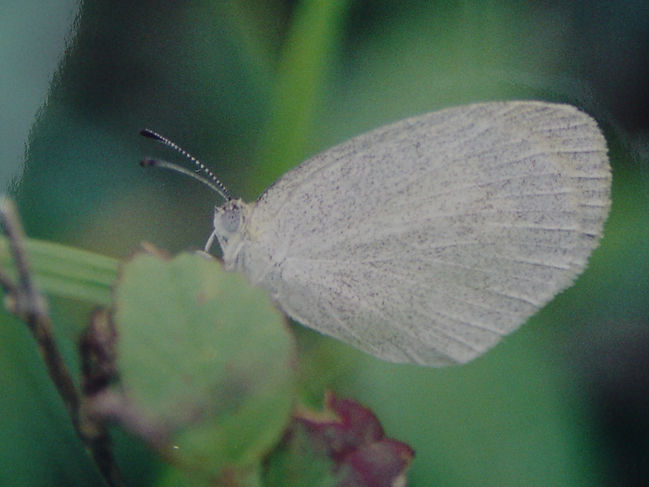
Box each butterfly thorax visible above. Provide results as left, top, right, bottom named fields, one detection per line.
left=212, top=199, right=278, bottom=290
left=213, top=199, right=285, bottom=298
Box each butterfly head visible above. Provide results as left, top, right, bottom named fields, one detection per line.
left=206, top=198, right=251, bottom=258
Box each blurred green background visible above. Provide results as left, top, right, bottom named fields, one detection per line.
left=1, top=1, right=648, bottom=485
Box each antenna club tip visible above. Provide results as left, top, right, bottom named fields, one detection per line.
left=140, top=128, right=160, bottom=140
left=140, top=158, right=158, bottom=167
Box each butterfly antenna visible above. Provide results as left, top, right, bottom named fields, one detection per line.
left=140, top=128, right=232, bottom=202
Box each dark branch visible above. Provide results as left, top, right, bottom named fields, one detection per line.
left=0, top=198, right=127, bottom=487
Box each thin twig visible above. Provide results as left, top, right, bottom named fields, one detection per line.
left=0, top=198, right=126, bottom=487
left=78, top=309, right=127, bottom=485
left=0, top=198, right=80, bottom=422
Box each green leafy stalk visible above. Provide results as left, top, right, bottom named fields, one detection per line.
left=0, top=235, right=118, bottom=306
left=253, top=0, right=351, bottom=193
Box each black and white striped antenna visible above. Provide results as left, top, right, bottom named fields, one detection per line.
left=140, top=128, right=232, bottom=202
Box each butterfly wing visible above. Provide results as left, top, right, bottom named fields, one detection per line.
left=239, top=101, right=611, bottom=365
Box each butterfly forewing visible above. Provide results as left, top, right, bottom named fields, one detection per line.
left=230, top=101, right=610, bottom=365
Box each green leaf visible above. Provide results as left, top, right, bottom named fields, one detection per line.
left=263, top=426, right=338, bottom=487
left=110, top=251, right=296, bottom=481
left=0, top=235, right=118, bottom=306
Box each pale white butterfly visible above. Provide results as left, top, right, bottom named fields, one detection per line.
left=142, top=101, right=611, bottom=366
